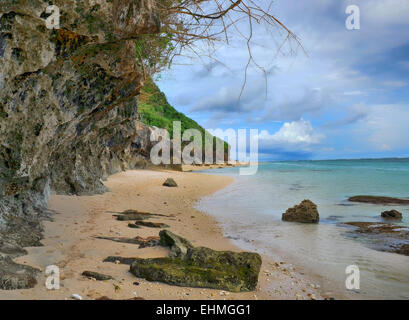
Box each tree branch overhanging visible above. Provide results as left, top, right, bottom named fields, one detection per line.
left=135, top=0, right=304, bottom=94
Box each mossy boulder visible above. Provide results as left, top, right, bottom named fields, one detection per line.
left=282, top=200, right=319, bottom=223
left=129, top=231, right=262, bottom=292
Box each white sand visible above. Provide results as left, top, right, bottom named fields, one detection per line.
left=0, top=169, right=323, bottom=300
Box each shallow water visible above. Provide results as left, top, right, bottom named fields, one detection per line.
left=196, top=159, right=409, bottom=299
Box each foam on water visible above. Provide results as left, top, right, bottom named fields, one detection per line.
left=196, top=159, right=409, bottom=299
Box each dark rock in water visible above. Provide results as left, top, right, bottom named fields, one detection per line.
left=342, top=222, right=409, bottom=256
left=0, top=255, right=39, bottom=290
left=82, top=271, right=113, bottom=281
left=343, top=222, right=408, bottom=236
left=348, top=196, right=409, bottom=205
left=163, top=178, right=178, bottom=187
left=129, top=230, right=262, bottom=292
left=282, top=200, right=319, bottom=223
left=103, top=256, right=138, bottom=265
left=96, top=236, right=160, bottom=248
left=395, top=244, right=409, bottom=256
left=129, top=221, right=169, bottom=229
left=381, top=210, right=403, bottom=220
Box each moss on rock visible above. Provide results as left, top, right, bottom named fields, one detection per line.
left=130, top=231, right=262, bottom=292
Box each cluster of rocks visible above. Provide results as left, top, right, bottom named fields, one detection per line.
left=344, top=195, right=408, bottom=256
left=104, top=230, right=262, bottom=292
left=100, top=206, right=262, bottom=292
left=129, top=230, right=262, bottom=292
left=343, top=221, right=409, bottom=256
left=281, top=197, right=408, bottom=257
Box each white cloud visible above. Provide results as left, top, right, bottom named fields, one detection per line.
left=157, top=0, right=409, bottom=158
left=258, top=119, right=324, bottom=149
left=362, top=0, right=409, bottom=25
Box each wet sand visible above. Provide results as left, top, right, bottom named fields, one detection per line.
left=0, top=169, right=323, bottom=300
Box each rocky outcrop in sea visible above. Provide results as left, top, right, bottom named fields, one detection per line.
left=282, top=200, right=320, bottom=223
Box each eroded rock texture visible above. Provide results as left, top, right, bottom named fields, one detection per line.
left=0, top=0, right=160, bottom=288
left=282, top=200, right=320, bottom=223
left=129, top=231, right=262, bottom=292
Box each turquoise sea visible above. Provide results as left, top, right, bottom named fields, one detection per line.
left=196, top=159, right=409, bottom=299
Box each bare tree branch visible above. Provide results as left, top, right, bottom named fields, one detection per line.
left=136, top=0, right=304, bottom=96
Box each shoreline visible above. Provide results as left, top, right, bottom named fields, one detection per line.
left=0, top=169, right=324, bottom=300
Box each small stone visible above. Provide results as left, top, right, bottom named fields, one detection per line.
left=307, top=293, right=317, bottom=300
left=163, top=178, right=178, bottom=187
left=71, top=294, right=82, bottom=300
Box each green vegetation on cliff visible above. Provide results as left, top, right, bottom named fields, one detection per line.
left=138, top=78, right=203, bottom=138
left=138, top=78, right=228, bottom=154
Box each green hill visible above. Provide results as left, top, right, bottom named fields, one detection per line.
left=138, top=78, right=229, bottom=157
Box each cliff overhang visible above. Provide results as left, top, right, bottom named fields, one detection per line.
left=0, top=0, right=161, bottom=288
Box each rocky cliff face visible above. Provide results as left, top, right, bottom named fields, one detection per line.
left=0, top=0, right=159, bottom=287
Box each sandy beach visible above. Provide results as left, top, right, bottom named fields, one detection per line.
left=0, top=169, right=323, bottom=300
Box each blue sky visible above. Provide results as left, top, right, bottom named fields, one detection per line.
left=156, top=0, right=409, bottom=160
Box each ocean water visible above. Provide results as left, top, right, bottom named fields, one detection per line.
left=196, top=159, right=409, bottom=299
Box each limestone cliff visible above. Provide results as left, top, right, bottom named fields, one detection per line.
left=0, top=0, right=160, bottom=288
